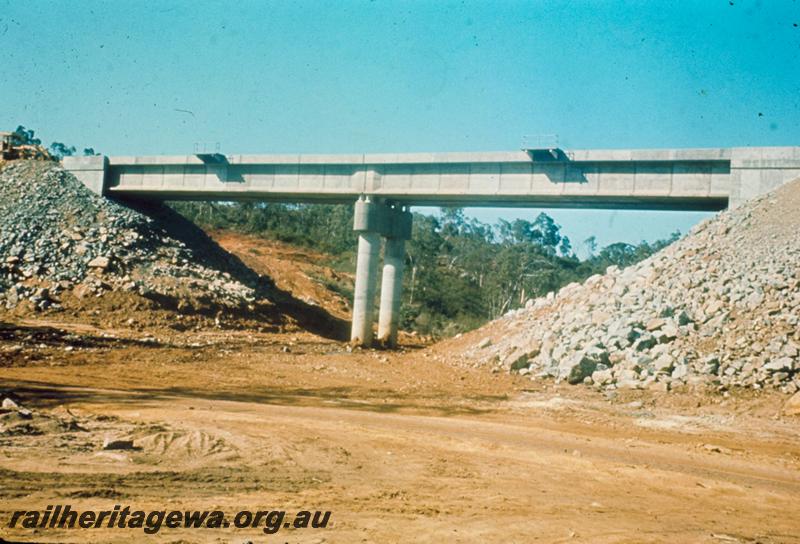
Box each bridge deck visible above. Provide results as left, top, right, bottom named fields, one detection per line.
left=63, top=147, right=800, bottom=210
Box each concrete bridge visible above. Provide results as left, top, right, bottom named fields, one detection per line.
left=63, top=146, right=800, bottom=346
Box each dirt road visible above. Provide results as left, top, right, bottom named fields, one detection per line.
left=1, top=321, right=799, bottom=543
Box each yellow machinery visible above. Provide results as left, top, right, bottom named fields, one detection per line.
left=0, top=131, right=53, bottom=162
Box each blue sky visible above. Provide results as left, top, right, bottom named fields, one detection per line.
left=2, top=0, right=798, bottom=254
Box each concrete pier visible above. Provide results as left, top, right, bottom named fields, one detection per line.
left=377, top=238, right=405, bottom=347
left=351, top=231, right=381, bottom=345
left=377, top=208, right=413, bottom=347
left=350, top=198, right=388, bottom=345
left=350, top=200, right=413, bottom=347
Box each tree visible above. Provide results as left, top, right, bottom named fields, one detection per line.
left=497, top=213, right=567, bottom=254
left=583, top=235, right=598, bottom=257
left=597, top=242, right=637, bottom=266
left=12, top=126, right=96, bottom=159
left=49, top=142, right=76, bottom=159
left=558, top=236, right=573, bottom=257
left=13, top=125, right=41, bottom=146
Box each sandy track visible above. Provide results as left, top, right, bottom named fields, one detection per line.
left=2, top=336, right=799, bottom=544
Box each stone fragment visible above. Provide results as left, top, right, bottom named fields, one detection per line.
left=1, top=398, right=20, bottom=410
left=784, top=392, right=800, bottom=416
left=764, top=357, right=794, bottom=372
left=591, top=369, right=614, bottom=385
left=645, top=318, right=665, bottom=331
left=633, top=335, right=657, bottom=352
left=654, top=354, right=675, bottom=374
left=560, top=352, right=605, bottom=385
left=102, top=439, right=136, bottom=450
left=700, top=355, right=720, bottom=375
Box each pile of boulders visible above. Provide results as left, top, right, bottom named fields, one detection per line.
left=0, top=161, right=271, bottom=315
left=454, top=177, right=800, bottom=393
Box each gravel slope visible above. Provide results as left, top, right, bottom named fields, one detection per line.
left=447, top=177, right=800, bottom=393
left=0, top=161, right=273, bottom=317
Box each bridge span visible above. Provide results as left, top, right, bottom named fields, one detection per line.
left=63, top=146, right=800, bottom=346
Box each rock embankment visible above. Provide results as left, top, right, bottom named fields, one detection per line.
left=0, top=161, right=272, bottom=317
left=451, top=177, right=800, bottom=393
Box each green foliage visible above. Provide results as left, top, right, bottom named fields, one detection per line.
left=170, top=201, right=680, bottom=338
left=11, top=125, right=99, bottom=158
left=169, top=201, right=355, bottom=256
left=49, top=142, right=76, bottom=159
left=13, top=125, right=41, bottom=145
left=585, top=231, right=680, bottom=269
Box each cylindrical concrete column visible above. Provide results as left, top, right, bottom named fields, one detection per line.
left=350, top=231, right=381, bottom=345
left=377, top=237, right=406, bottom=347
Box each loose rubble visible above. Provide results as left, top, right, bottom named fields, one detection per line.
left=453, top=177, right=800, bottom=393
left=0, top=161, right=273, bottom=318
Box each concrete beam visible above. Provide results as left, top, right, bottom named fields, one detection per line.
left=99, top=152, right=765, bottom=210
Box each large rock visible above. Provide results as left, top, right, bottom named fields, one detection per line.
left=559, top=349, right=608, bottom=384
left=504, top=344, right=541, bottom=371
left=87, top=256, right=110, bottom=269
left=764, top=357, right=794, bottom=372
left=653, top=354, right=675, bottom=374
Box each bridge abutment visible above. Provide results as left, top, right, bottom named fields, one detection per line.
left=61, top=155, right=108, bottom=195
